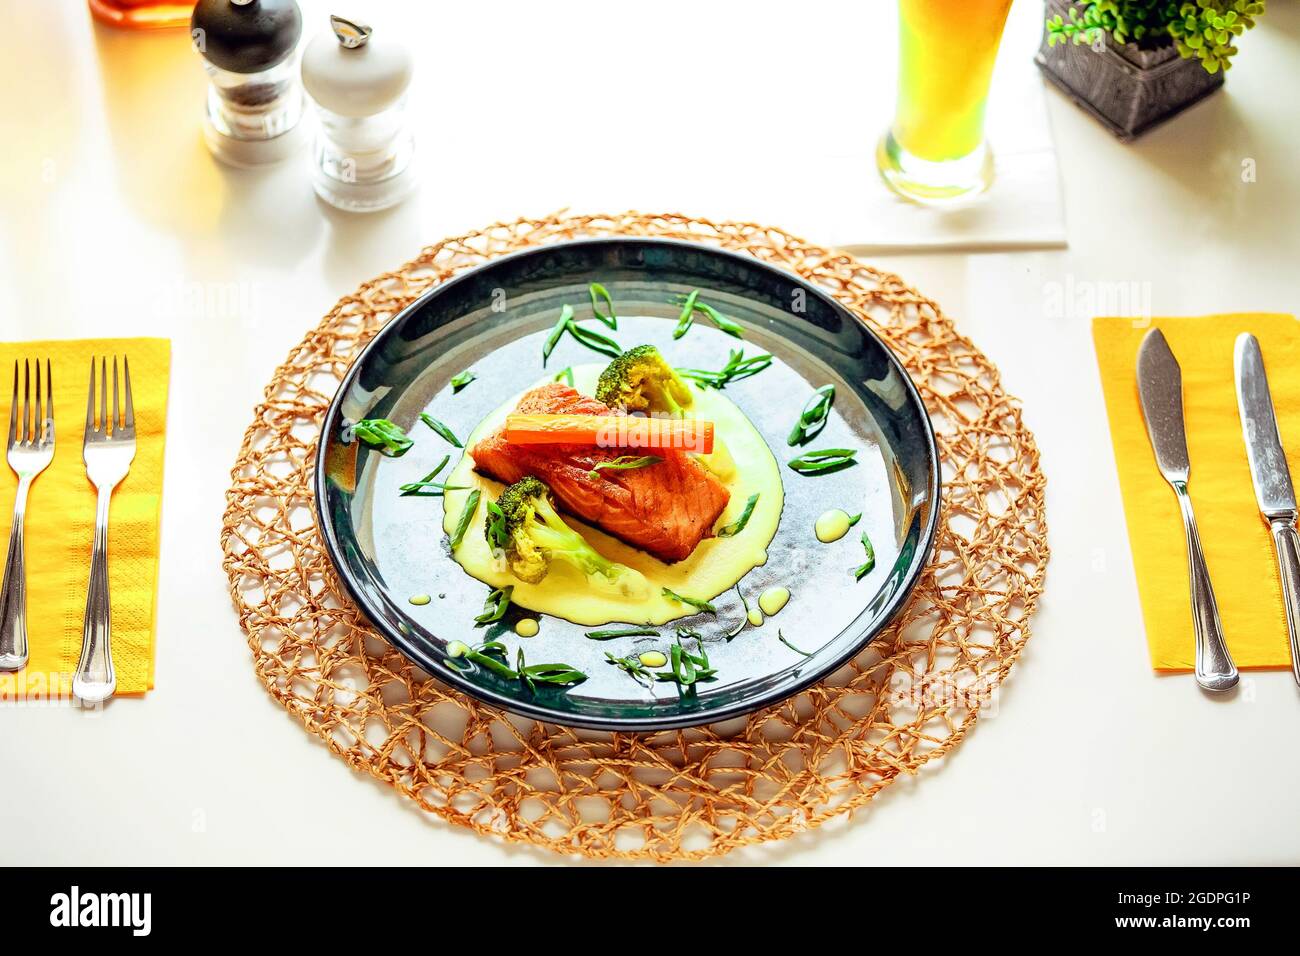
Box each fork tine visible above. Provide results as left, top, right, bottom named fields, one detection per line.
left=34, top=358, right=42, bottom=439
left=99, top=357, right=107, bottom=435
left=45, top=359, right=52, bottom=428
left=112, top=356, right=119, bottom=433
left=7, top=361, right=16, bottom=447
left=22, top=360, right=30, bottom=446
left=86, top=357, right=96, bottom=433
left=123, top=356, right=134, bottom=430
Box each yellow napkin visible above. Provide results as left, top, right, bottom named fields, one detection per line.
left=0, top=338, right=169, bottom=699
left=1094, top=314, right=1298, bottom=672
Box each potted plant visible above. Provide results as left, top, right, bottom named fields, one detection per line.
left=1036, top=1, right=1266, bottom=140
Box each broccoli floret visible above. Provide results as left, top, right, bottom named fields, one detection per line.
left=488, top=476, right=650, bottom=599
left=595, top=345, right=694, bottom=416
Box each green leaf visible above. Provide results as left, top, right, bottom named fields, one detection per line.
left=449, top=370, right=476, bottom=393
left=787, top=448, right=857, bottom=475
left=584, top=626, right=659, bottom=641
left=588, top=455, right=663, bottom=480
left=474, top=584, right=513, bottom=625
left=673, top=289, right=699, bottom=340
left=589, top=282, right=617, bottom=329
left=542, top=305, right=574, bottom=365
left=716, top=493, right=759, bottom=537
left=787, top=384, right=836, bottom=446
left=661, top=587, right=717, bottom=614
left=565, top=320, right=623, bottom=359
left=853, top=530, right=876, bottom=581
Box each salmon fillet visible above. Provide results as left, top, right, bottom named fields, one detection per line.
left=470, top=383, right=731, bottom=562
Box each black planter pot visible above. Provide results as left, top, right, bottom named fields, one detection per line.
left=1035, top=0, right=1224, bottom=141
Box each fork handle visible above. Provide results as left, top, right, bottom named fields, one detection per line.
left=74, top=486, right=116, bottom=703
left=0, top=477, right=32, bottom=671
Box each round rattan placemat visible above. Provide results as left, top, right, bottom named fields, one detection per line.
left=220, top=212, right=1048, bottom=862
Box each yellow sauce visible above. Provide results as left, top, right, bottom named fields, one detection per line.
left=758, top=586, right=790, bottom=617
left=747, top=607, right=764, bottom=627
left=442, top=363, right=783, bottom=626
left=815, top=509, right=853, bottom=543
left=408, top=594, right=431, bottom=606
left=638, top=651, right=667, bottom=668
left=514, top=618, right=539, bottom=638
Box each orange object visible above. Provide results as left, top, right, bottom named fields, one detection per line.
left=88, top=0, right=196, bottom=29
left=504, top=413, right=714, bottom=455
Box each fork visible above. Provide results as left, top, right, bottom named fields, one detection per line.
left=73, top=356, right=136, bottom=703
left=0, top=360, right=55, bottom=671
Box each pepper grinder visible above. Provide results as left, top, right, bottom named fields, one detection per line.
left=301, top=15, right=416, bottom=212
left=191, top=0, right=305, bottom=167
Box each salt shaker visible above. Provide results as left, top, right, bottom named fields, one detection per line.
left=301, top=15, right=416, bottom=212
left=191, top=0, right=305, bottom=167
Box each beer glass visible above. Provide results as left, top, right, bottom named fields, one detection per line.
left=877, top=0, right=1014, bottom=203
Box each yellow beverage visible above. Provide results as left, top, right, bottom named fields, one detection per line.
left=877, top=0, right=1014, bottom=202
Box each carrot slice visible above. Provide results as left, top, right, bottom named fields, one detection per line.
left=504, top=413, right=714, bottom=455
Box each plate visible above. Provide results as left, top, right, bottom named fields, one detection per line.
left=315, top=238, right=940, bottom=730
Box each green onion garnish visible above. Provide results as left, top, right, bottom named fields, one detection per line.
left=676, top=348, right=772, bottom=389
left=400, top=456, right=470, bottom=496
left=484, top=499, right=509, bottom=551
left=672, top=294, right=744, bottom=339
left=420, top=413, right=462, bottom=448
left=788, top=384, right=835, bottom=446
left=724, top=585, right=749, bottom=639
left=516, top=646, right=587, bottom=690
left=588, top=455, right=663, bottom=480
left=449, top=488, right=480, bottom=550
left=661, top=587, right=716, bottom=614
left=787, top=448, right=857, bottom=475
left=847, top=512, right=862, bottom=528
left=853, top=530, right=876, bottom=580
left=778, top=629, right=813, bottom=657
left=672, top=289, right=699, bottom=340
left=450, top=639, right=585, bottom=690
left=584, top=626, right=659, bottom=641
left=450, top=370, right=476, bottom=392
left=654, top=632, right=717, bottom=687
left=554, top=366, right=575, bottom=386
left=349, top=418, right=413, bottom=457
left=474, top=585, right=513, bottom=624
left=605, top=651, right=655, bottom=687
left=542, top=305, right=573, bottom=365
left=716, top=493, right=758, bottom=537
left=565, top=320, right=623, bottom=358
left=589, top=282, right=617, bottom=329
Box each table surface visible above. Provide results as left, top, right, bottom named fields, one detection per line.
left=3, top=0, right=1299, bottom=866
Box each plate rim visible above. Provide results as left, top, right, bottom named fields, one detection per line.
left=313, top=236, right=941, bottom=731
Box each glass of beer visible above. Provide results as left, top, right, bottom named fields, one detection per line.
left=876, top=0, right=1014, bottom=204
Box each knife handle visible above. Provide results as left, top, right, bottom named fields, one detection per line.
left=1174, top=483, right=1239, bottom=691
left=1268, top=516, right=1300, bottom=689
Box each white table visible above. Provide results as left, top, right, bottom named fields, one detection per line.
left=3, top=0, right=1299, bottom=866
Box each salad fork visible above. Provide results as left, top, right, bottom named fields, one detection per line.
left=0, top=360, right=55, bottom=671
left=73, top=356, right=136, bottom=704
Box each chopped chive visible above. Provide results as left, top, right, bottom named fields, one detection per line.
left=565, top=320, right=623, bottom=359
left=724, top=585, right=749, bottom=639
left=399, top=454, right=450, bottom=495
left=853, top=530, right=876, bottom=580
left=420, top=413, right=462, bottom=448
left=474, top=585, right=513, bottom=625
left=692, top=300, right=744, bottom=339
left=605, top=651, right=654, bottom=686
left=542, top=305, right=573, bottom=365
left=673, top=290, right=699, bottom=340
left=661, top=587, right=716, bottom=614
left=554, top=366, right=575, bottom=386
left=484, top=499, right=509, bottom=551
left=716, top=493, right=759, bottom=537
left=588, top=455, right=663, bottom=480
left=584, top=626, right=659, bottom=641
left=787, top=448, right=857, bottom=475
left=349, top=418, right=413, bottom=457
left=449, top=488, right=480, bottom=550
left=788, top=384, right=835, bottom=446
left=589, top=282, right=617, bottom=329
left=450, top=370, right=477, bottom=392
left=778, top=629, right=813, bottom=657
left=847, top=512, right=862, bottom=528
left=654, top=631, right=717, bottom=686
left=676, top=348, right=772, bottom=389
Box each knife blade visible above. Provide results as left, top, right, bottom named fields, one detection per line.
left=1234, top=332, right=1300, bottom=687
left=1137, top=328, right=1190, bottom=481
left=1135, top=327, right=1238, bottom=691
left=1234, top=333, right=1297, bottom=517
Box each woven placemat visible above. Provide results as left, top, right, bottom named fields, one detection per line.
left=220, top=212, right=1048, bottom=861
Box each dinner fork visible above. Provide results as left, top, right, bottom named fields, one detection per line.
left=73, top=356, right=136, bottom=704
left=0, top=360, right=55, bottom=671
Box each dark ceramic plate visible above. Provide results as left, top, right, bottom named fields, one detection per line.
left=315, top=238, right=939, bottom=731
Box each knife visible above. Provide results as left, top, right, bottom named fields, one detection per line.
left=1234, top=333, right=1300, bottom=688
left=1137, top=328, right=1239, bottom=691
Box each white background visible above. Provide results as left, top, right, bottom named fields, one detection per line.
left=1, top=0, right=1299, bottom=865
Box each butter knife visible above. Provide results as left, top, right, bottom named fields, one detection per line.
left=1234, top=333, right=1300, bottom=688
left=1137, top=328, right=1239, bottom=691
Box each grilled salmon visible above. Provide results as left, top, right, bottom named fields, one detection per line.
left=470, top=383, right=730, bottom=562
